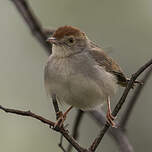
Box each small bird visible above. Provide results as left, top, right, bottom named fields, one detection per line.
left=45, top=26, right=136, bottom=127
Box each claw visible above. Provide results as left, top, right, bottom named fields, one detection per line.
left=106, top=97, right=117, bottom=128
left=106, top=111, right=116, bottom=127
left=54, top=113, right=66, bottom=128
left=53, top=106, right=73, bottom=128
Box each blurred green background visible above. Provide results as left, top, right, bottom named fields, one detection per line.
left=0, top=0, right=152, bottom=152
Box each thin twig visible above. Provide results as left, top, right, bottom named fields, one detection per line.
left=58, top=124, right=69, bottom=152
left=90, top=110, right=134, bottom=152
left=119, top=65, right=152, bottom=130
left=52, top=94, right=61, bottom=120
left=67, top=110, right=84, bottom=152
left=0, top=105, right=86, bottom=152
left=89, top=59, right=152, bottom=152
left=11, top=0, right=52, bottom=54
left=0, top=105, right=54, bottom=126
left=58, top=134, right=67, bottom=152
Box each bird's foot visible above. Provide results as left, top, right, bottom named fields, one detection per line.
left=106, top=111, right=116, bottom=128
left=54, top=106, right=73, bottom=129
left=54, top=111, right=66, bottom=128
left=106, top=97, right=117, bottom=128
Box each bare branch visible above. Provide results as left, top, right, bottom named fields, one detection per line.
left=11, top=0, right=52, bottom=54
left=67, top=110, right=84, bottom=152
left=52, top=94, right=62, bottom=120
left=90, top=110, right=134, bottom=152
left=0, top=105, right=54, bottom=126
left=89, top=59, right=152, bottom=152
left=0, top=105, right=86, bottom=152
left=119, top=65, right=152, bottom=130
left=58, top=134, right=67, bottom=152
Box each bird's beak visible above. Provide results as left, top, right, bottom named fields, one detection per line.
left=47, top=37, right=57, bottom=44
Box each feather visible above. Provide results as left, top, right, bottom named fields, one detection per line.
left=53, top=26, right=82, bottom=40
left=88, top=43, right=128, bottom=87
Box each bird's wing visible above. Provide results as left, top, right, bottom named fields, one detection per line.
left=88, top=42, right=127, bottom=87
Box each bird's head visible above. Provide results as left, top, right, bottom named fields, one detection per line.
left=47, top=26, right=88, bottom=57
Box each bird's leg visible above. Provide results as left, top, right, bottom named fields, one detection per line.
left=106, top=97, right=116, bottom=127
left=54, top=106, right=73, bottom=128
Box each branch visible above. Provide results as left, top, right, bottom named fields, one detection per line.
left=52, top=94, right=62, bottom=120
left=11, top=0, right=52, bottom=54
left=67, top=110, right=84, bottom=152
left=0, top=105, right=54, bottom=126
left=120, top=65, right=152, bottom=130
left=90, top=110, right=134, bottom=152
left=89, top=59, right=152, bottom=152
left=58, top=134, right=67, bottom=152
left=0, top=105, right=86, bottom=152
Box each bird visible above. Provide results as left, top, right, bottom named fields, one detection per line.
left=44, top=25, right=139, bottom=127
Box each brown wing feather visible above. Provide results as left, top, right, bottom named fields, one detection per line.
left=88, top=42, right=127, bottom=87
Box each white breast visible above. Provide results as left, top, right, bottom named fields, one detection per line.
left=44, top=53, right=117, bottom=111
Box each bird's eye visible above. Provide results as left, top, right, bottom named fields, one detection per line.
left=68, top=37, right=74, bottom=44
